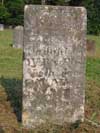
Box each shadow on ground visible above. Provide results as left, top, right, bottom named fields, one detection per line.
left=0, top=76, right=22, bottom=122
left=0, top=128, right=4, bottom=133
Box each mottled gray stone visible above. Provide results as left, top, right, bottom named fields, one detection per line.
left=23, top=5, right=87, bottom=128
left=13, top=26, right=23, bottom=48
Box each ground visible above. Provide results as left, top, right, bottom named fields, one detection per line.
left=0, top=30, right=100, bottom=132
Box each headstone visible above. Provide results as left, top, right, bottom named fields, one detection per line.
left=0, top=24, right=4, bottom=31
left=13, top=26, right=23, bottom=48
left=41, top=0, right=46, bottom=5
left=9, top=25, right=13, bottom=29
left=23, top=5, right=87, bottom=128
left=86, top=39, right=95, bottom=56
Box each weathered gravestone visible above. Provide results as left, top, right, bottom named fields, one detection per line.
left=13, top=26, right=23, bottom=48
left=23, top=5, right=87, bottom=128
left=0, top=24, right=4, bottom=31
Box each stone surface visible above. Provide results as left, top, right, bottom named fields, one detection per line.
left=13, top=26, right=23, bottom=48
left=0, top=24, right=4, bottom=31
left=23, top=5, right=87, bottom=128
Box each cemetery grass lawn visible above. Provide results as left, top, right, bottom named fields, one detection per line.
left=0, top=30, right=100, bottom=132
left=0, top=29, right=23, bottom=79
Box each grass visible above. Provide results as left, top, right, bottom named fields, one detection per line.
left=86, top=57, right=100, bottom=84
left=86, top=35, right=100, bottom=86
left=87, top=35, right=100, bottom=58
left=0, top=30, right=23, bottom=79
left=0, top=30, right=100, bottom=132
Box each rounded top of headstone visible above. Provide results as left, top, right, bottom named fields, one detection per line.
left=0, top=24, right=4, bottom=26
left=15, top=26, right=23, bottom=30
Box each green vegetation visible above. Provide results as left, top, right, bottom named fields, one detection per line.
left=0, top=30, right=100, bottom=132
left=85, top=35, right=100, bottom=126
left=0, top=30, right=23, bottom=128
left=86, top=35, right=100, bottom=83
left=0, top=30, right=23, bottom=79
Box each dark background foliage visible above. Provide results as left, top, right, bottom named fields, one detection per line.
left=0, top=0, right=100, bottom=35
